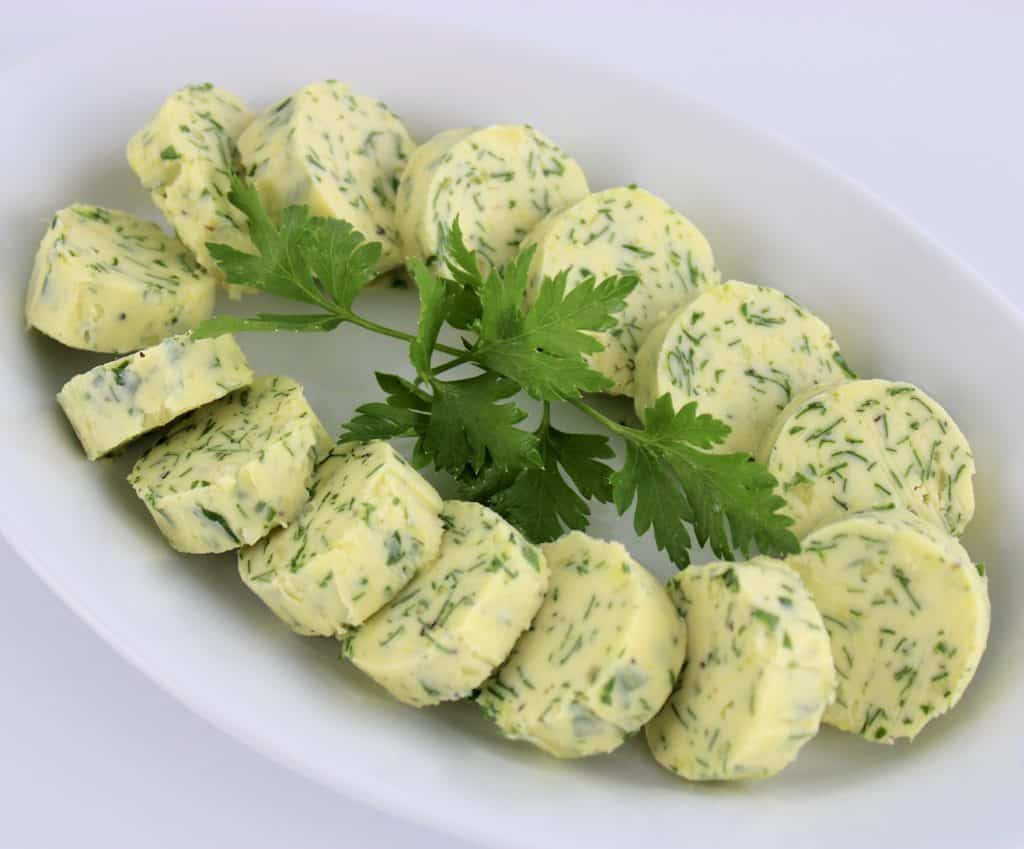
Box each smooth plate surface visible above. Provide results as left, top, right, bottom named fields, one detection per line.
left=1, top=10, right=1021, bottom=849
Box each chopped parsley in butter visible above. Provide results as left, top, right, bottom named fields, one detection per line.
left=25, top=204, right=217, bottom=353
left=239, top=81, right=416, bottom=273
left=239, top=440, right=444, bottom=637
left=477, top=532, right=686, bottom=758
left=58, top=333, right=252, bottom=460
left=757, top=378, right=975, bottom=537
left=129, top=375, right=330, bottom=553
left=646, top=556, right=834, bottom=781
left=634, top=280, right=847, bottom=453
left=127, top=83, right=254, bottom=293
left=345, top=500, right=548, bottom=706
left=396, top=124, right=588, bottom=269
left=788, top=510, right=989, bottom=743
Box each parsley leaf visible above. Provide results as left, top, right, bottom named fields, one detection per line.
left=195, top=175, right=386, bottom=340
left=302, top=216, right=382, bottom=310
left=614, top=442, right=695, bottom=564
left=343, top=373, right=428, bottom=443
left=470, top=248, right=636, bottom=400
left=546, top=426, right=615, bottom=503
left=453, top=464, right=521, bottom=502
left=424, top=229, right=636, bottom=399
left=610, top=395, right=800, bottom=566
left=489, top=407, right=615, bottom=542
left=342, top=371, right=540, bottom=476
left=443, top=217, right=486, bottom=291
left=426, top=374, right=540, bottom=473
left=430, top=219, right=485, bottom=331
left=491, top=467, right=587, bottom=543
left=196, top=184, right=800, bottom=568
left=408, top=259, right=449, bottom=377
left=207, top=179, right=321, bottom=304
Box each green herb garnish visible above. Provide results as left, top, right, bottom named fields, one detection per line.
left=194, top=177, right=799, bottom=566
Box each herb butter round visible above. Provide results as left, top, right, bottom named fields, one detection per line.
left=396, top=124, right=588, bottom=269
left=634, top=280, right=848, bottom=453
left=238, top=81, right=416, bottom=273
left=345, top=500, right=548, bottom=706
left=788, top=510, right=990, bottom=743
left=239, top=440, right=444, bottom=638
left=646, top=557, right=835, bottom=781
left=477, top=532, right=686, bottom=759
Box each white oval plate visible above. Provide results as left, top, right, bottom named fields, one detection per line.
left=1, top=10, right=1022, bottom=849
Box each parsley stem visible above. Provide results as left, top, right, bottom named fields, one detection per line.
left=569, top=398, right=631, bottom=439
left=343, top=313, right=416, bottom=344
left=345, top=313, right=463, bottom=357
left=431, top=352, right=475, bottom=376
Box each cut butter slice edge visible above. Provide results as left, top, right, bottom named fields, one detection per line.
left=58, top=333, right=252, bottom=460
left=645, top=556, right=835, bottom=782
left=788, top=509, right=990, bottom=743
left=238, top=81, right=416, bottom=273
left=129, top=375, right=330, bottom=554
left=25, top=204, right=217, bottom=354
left=633, top=280, right=847, bottom=453
left=239, top=440, right=444, bottom=637
left=757, top=378, right=975, bottom=538
left=396, top=124, right=588, bottom=269
left=477, top=531, right=686, bottom=759
left=127, top=83, right=254, bottom=293
left=345, top=500, right=548, bottom=707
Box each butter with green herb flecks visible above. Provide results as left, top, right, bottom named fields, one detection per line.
left=238, top=81, right=416, bottom=273
left=645, top=557, right=834, bottom=782
left=634, top=280, right=847, bottom=453
left=25, top=204, right=217, bottom=353
left=127, top=84, right=254, bottom=293
left=476, top=532, right=686, bottom=759
left=396, top=125, right=588, bottom=269
left=345, top=500, right=548, bottom=706
left=239, top=440, right=443, bottom=637
left=58, top=333, right=252, bottom=461
left=788, top=510, right=989, bottom=743
left=757, top=378, right=975, bottom=537
left=129, top=375, right=330, bottom=553
left=519, top=186, right=721, bottom=397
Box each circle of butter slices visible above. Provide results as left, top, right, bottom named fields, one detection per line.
left=25, top=205, right=217, bottom=354
left=238, top=81, right=416, bottom=272
left=757, top=379, right=975, bottom=538
left=395, top=124, right=588, bottom=269
left=345, top=500, right=549, bottom=707
left=477, top=531, right=686, bottom=759
left=129, top=376, right=331, bottom=554
left=788, top=510, right=990, bottom=743
left=239, top=440, right=444, bottom=638
left=645, top=556, right=835, bottom=781
left=519, top=186, right=721, bottom=396
left=633, top=281, right=848, bottom=454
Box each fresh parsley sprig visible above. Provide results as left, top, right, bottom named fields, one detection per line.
left=572, top=396, right=798, bottom=566
left=193, top=177, right=398, bottom=341
left=194, top=181, right=799, bottom=567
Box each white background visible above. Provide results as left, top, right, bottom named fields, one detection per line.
left=3, top=2, right=1022, bottom=847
